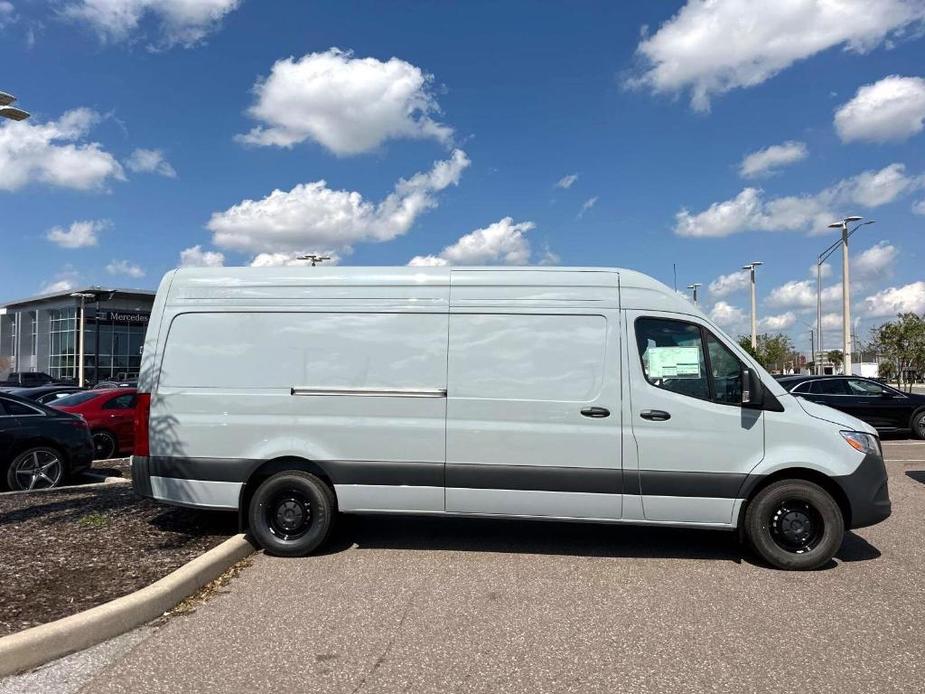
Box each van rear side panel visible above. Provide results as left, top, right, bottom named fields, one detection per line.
left=141, top=268, right=451, bottom=510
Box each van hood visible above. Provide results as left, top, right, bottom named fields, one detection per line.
left=794, top=396, right=877, bottom=435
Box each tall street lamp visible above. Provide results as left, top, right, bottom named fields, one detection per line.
left=824, top=217, right=875, bottom=375
left=0, top=91, right=30, bottom=121
left=687, top=283, right=701, bottom=304
left=70, top=292, right=96, bottom=387
left=742, top=262, right=762, bottom=349
left=70, top=288, right=115, bottom=386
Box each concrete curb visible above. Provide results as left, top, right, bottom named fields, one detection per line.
left=0, top=477, right=129, bottom=496
left=0, top=533, right=256, bottom=677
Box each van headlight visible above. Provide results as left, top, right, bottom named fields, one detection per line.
left=840, top=431, right=881, bottom=457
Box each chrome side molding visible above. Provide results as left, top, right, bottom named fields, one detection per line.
left=290, top=386, right=447, bottom=398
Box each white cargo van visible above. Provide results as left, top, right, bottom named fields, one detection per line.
left=133, top=267, right=890, bottom=570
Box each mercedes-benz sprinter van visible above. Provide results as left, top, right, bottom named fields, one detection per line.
left=132, top=267, right=890, bottom=570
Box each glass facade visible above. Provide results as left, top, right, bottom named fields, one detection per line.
left=2, top=292, right=153, bottom=384
left=84, top=316, right=145, bottom=383
left=48, top=308, right=78, bottom=379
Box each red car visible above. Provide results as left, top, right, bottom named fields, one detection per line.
left=51, top=388, right=137, bottom=460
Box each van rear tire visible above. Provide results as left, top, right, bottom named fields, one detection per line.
left=248, top=471, right=336, bottom=557
left=744, top=480, right=844, bottom=571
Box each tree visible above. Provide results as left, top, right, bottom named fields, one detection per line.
left=737, top=333, right=794, bottom=373
left=870, top=313, right=925, bottom=392
left=826, top=350, right=844, bottom=372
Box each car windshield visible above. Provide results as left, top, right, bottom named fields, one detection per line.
left=50, top=391, right=99, bottom=407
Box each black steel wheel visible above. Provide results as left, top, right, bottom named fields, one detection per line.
left=769, top=500, right=824, bottom=554
left=744, top=479, right=844, bottom=570
left=6, top=447, right=65, bottom=491
left=248, top=470, right=336, bottom=557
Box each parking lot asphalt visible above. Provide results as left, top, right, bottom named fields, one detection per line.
left=9, top=442, right=925, bottom=694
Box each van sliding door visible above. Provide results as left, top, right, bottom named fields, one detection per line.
left=444, top=310, right=622, bottom=519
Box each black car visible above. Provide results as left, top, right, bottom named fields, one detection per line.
left=0, top=392, right=94, bottom=490
left=5, top=385, right=85, bottom=405
left=0, top=371, right=60, bottom=387
left=778, top=375, right=925, bottom=439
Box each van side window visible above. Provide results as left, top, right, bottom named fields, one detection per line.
left=705, top=333, right=742, bottom=405
left=635, top=318, right=709, bottom=400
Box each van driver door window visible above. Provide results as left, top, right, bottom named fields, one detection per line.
left=628, top=313, right=764, bottom=525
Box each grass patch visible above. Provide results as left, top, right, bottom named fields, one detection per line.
left=78, top=511, right=110, bottom=529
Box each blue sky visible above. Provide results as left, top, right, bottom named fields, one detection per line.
left=2, top=0, right=924, bottom=352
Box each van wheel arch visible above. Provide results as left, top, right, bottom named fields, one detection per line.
left=238, top=457, right=337, bottom=532
left=737, top=467, right=851, bottom=537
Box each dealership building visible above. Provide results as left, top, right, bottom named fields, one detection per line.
left=0, top=287, right=155, bottom=384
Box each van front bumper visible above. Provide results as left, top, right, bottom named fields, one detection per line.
left=834, top=453, right=891, bottom=529
left=132, top=456, right=241, bottom=510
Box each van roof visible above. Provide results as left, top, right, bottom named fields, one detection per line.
left=165, top=266, right=703, bottom=316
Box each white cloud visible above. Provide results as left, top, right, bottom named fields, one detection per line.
left=409, top=217, right=536, bottom=266
left=708, top=269, right=749, bottom=297
left=820, top=312, right=843, bottom=330
left=0, top=108, right=124, bottom=191
left=179, top=245, right=224, bottom=267
left=207, top=149, right=469, bottom=255
left=125, top=148, right=176, bottom=177
left=106, top=259, right=145, bottom=278
left=767, top=279, right=842, bottom=310
left=40, top=279, right=77, bottom=293
left=835, top=75, right=925, bottom=143
left=675, top=163, right=921, bottom=237
left=913, top=199, right=925, bottom=215
left=40, top=267, right=81, bottom=294
left=249, top=251, right=340, bottom=267
left=760, top=311, right=797, bottom=331
left=853, top=241, right=897, bottom=280
left=0, top=1, right=16, bottom=27
left=630, top=0, right=925, bottom=111
left=577, top=196, right=598, bottom=219
left=833, top=162, right=919, bottom=207
left=863, top=281, right=925, bottom=316
left=765, top=244, right=894, bottom=313
left=236, top=48, right=452, bottom=156
left=61, top=0, right=241, bottom=49
left=407, top=255, right=448, bottom=267
left=811, top=261, right=833, bottom=279
left=46, top=219, right=109, bottom=248
left=709, top=301, right=746, bottom=328
left=556, top=173, right=578, bottom=189
left=739, top=141, right=808, bottom=178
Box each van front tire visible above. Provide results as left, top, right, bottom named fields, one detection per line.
left=744, top=480, right=844, bottom=571
left=248, top=471, right=336, bottom=557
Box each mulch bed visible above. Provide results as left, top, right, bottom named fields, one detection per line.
left=0, top=485, right=237, bottom=638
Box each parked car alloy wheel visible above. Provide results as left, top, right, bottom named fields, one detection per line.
left=92, top=431, right=118, bottom=460
left=7, top=447, right=65, bottom=491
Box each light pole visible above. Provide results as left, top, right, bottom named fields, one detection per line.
left=823, top=217, right=875, bottom=375
left=0, top=91, right=30, bottom=121
left=742, top=262, right=762, bottom=349
left=686, top=283, right=701, bottom=304
left=70, top=292, right=96, bottom=387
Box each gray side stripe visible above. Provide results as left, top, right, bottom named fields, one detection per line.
left=135, top=456, right=759, bottom=499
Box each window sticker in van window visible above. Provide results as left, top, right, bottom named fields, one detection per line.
left=646, top=346, right=702, bottom=379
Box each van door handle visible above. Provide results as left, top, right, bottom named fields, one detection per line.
left=640, top=410, right=671, bottom=421
left=580, top=407, right=610, bottom=418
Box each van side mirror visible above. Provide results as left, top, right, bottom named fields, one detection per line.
left=741, top=368, right=764, bottom=407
